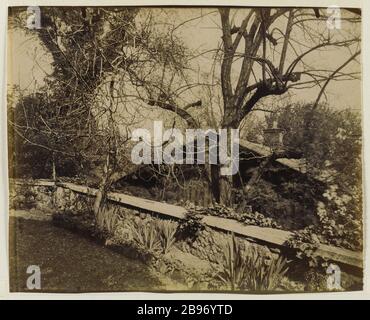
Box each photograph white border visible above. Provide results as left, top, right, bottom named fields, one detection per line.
left=0, top=0, right=368, bottom=300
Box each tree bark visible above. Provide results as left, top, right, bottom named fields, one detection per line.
left=51, top=153, right=56, bottom=181
left=217, top=123, right=236, bottom=206
left=93, top=153, right=110, bottom=217
left=219, top=173, right=234, bottom=205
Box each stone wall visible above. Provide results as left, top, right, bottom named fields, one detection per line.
left=52, top=184, right=282, bottom=277
left=9, top=180, right=55, bottom=212
left=9, top=179, right=363, bottom=272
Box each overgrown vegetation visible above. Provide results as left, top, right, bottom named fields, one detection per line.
left=243, top=103, right=363, bottom=250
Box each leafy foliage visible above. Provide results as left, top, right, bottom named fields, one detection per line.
left=268, top=103, right=361, bottom=189
left=244, top=102, right=362, bottom=249
left=217, top=233, right=289, bottom=291
left=157, top=220, right=178, bottom=254
left=177, top=210, right=205, bottom=242
left=130, top=219, right=162, bottom=255
left=316, top=186, right=362, bottom=250
left=287, top=183, right=362, bottom=253
left=217, top=233, right=249, bottom=290
left=95, top=207, right=120, bottom=235
left=285, top=230, right=322, bottom=267
left=241, top=179, right=321, bottom=230
left=243, top=248, right=289, bottom=291
left=185, top=201, right=282, bottom=229
left=128, top=218, right=178, bottom=255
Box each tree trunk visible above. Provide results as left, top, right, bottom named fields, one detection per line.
left=93, top=153, right=110, bottom=217
left=215, top=123, right=236, bottom=206
left=93, top=187, right=105, bottom=217
left=219, top=173, right=233, bottom=205
left=210, top=164, right=220, bottom=202
left=52, top=158, right=56, bottom=181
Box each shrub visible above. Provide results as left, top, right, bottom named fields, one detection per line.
left=177, top=210, right=205, bottom=243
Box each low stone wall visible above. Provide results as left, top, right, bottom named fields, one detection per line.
left=51, top=183, right=285, bottom=290
left=9, top=179, right=364, bottom=290
left=52, top=183, right=272, bottom=263
left=9, top=179, right=363, bottom=271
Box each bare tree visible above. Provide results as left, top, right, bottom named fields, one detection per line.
left=119, top=8, right=360, bottom=205
left=8, top=7, right=145, bottom=216
left=8, top=7, right=361, bottom=209
left=211, top=8, right=360, bottom=204
left=8, top=7, right=204, bottom=216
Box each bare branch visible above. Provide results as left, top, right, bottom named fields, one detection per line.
left=313, top=50, right=361, bottom=108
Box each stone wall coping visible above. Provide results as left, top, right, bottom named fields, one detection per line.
left=10, top=178, right=55, bottom=187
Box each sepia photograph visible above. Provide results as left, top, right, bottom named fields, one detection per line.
left=5, top=4, right=363, bottom=294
